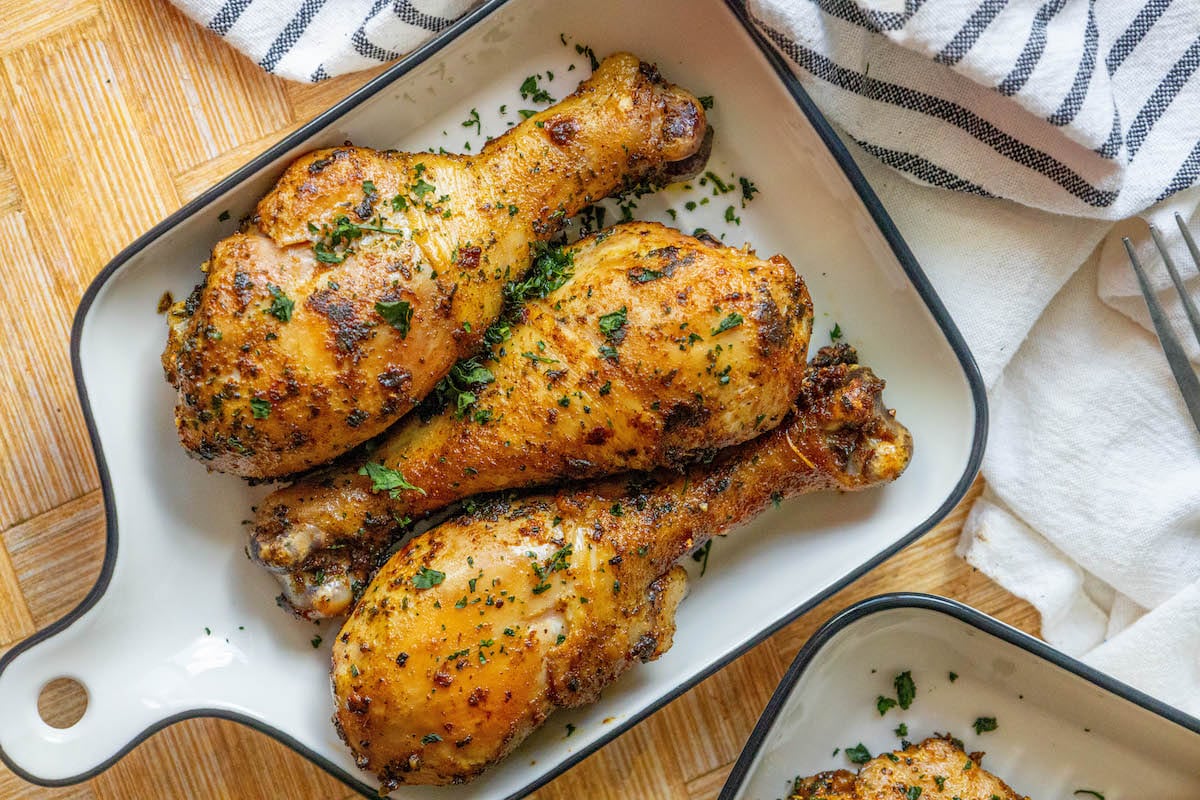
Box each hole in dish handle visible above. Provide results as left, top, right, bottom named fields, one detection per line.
left=0, top=626, right=168, bottom=783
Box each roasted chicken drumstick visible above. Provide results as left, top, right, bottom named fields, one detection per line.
left=791, top=736, right=1030, bottom=800
left=332, top=345, right=911, bottom=789
left=254, top=221, right=814, bottom=618
left=162, top=54, right=707, bottom=478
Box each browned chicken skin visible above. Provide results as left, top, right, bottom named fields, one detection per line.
left=791, top=737, right=1030, bottom=800
left=331, top=345, right=912, bottom=789
left=162, top=54, right=707, bottom=478
left=254, top=222, right=814, bottom=618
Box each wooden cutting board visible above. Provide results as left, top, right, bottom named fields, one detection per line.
left=0, top=2, right=1037, bottom=797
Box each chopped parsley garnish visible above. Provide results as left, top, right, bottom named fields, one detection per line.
left=217, top=209, right=231, bottom=222
left=375, top=299, right=413, bottom=338
left=574, top=43, right=599, bottom=70
left=411, top=178, right=435, bottom=197
left=844, top=743, right=872, bottom=764
left=266, top=284, right=294, bottom=322
left=519, top=74, right=555, bottom=104
left=412, top=566, right=446, bottom=590
left=565, top=723, right=576, bottom=737
left=739, top=176, right=759, bottom=205
left=362, top=180, right=376, bottom=196
left=310, top=635, right=322, bottom=649
left=905, top=787, right=922, bottom=800
left=249, top=398, right=271, bottom=419
left=830, top=322, right=843, bottom=340
left=699, top=95, right=714, bottom=109
left=310, top=215, right=402, bottom=263
left=421, top=733, right=443, bottom=744
left=518, top=109, right=537, bottom=120
left=704, top=171, right=733, bottom=195
left=530, top=544, right=573, bottom=594
left=423, top=358, right=495, bottom=419
left=973, top=716, right=998, bottom=734
left=691, top=540, right=712, bottom=576
left=598, top=344, right=619, bottom=361
left=876, top=695, right=898, bottom=716
left=894, top=722, right=908, bottom=737
left=724, top=205, right=740, bottom=225
left=598, top=306, right=628, bottom=339
left=598, top=381, right=612, bottom=395
left=462, top=107, right=481, bottom=135
left=359, top=461, right=426, bottom=497
left=948, top=671, right=958, bottom=682
left=506, top=241, right=575, bottom=304
left=1073, top=791, right=1105, bottom=799
left=711, top=312, right=744, bottom=336
left=895, top=670, right=916, bottom=709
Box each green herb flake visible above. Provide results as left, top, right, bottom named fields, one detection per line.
left=412, top=566, right=446, bottom=590
left=461, top=107, right=481, bottom=135
left=844, top=743, right=872, bottom=764
left=375, top=299, right=414, bottom=338
left=831, top=322, right=843, bottom=340
left=311, top=635, right=322, bottom=649
left=359, top=461, right=426, bottom=498
left=699, top=95, right=714, bottom=109
left=266, top=284, right=294, bottom=322
left=894, top=670, right=916, bottom=709
left=565, top=723, right=576, bottom=737
left=948, top=671, right=959, bottom=682
left=711, top=312, right=744, bottom=336
left=1073, top=791, right=1105, bottom=800
left=421, top=733, right=443, bottom=744
left=739, top=176, right=759, bottom=205
left=894, top=722, right=908, bottom=737
left=973, top=716, right=998, bottom=735
left=905, top=787, right=922, bottom=800
left=250, top=398, right=271, bottom=419
left=519, top=74, right=555, bottom=104
left=598, top=306, right=628, bottom=339
left=877, top=695, right=898, bottom=716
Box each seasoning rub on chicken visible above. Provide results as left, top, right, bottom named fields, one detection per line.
left=253, top=221, right=814, bottom=618
left=792, top=737, right=1030, bottom=800
left=332, top=345, right=911, bottom=789
left=162, top=54, right=708, bottom=478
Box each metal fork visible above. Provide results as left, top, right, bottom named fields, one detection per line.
left=1123, top=212, right=1200, bottom=434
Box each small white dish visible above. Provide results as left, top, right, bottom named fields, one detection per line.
left=721, top=594, right=1200, bottom=800
left=0, top=1, right=985, bottom=797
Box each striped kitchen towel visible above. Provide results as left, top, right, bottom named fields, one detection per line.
left=172, top=0, right=1200, bottom=219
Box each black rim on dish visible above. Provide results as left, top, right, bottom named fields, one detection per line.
left=718, top=592, right=1200, bottom=799
left=0, top=1, right=988, bottom=797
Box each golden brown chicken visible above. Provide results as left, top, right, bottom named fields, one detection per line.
left=253, top=221, right=814, bottom=618
left=162, top=54, right=708, bottom=478
left=331, top=345, right=912, bottom=789
left=791, top=736, right=1030, bottom=800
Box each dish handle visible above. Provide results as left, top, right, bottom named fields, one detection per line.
left=0, top=605, right=200, bottom=784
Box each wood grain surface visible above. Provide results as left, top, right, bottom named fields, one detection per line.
left=0, top=3, right=1038, bottom=797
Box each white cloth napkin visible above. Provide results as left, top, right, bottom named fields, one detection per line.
left=167, top=0, right=1200, bottom=714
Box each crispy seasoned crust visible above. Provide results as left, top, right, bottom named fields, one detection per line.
left=162, top=54, right=708, bottom=478
left=791, top=737, right=1031, bottom=800
left=252, top=221, right=815, bottom=618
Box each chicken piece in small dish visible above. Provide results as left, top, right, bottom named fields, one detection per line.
left=791, top=736, right=1030, bottom=800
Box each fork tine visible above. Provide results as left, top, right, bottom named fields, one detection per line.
left=1170, top=213, right=1200, bottom=350
left=1124, top=237, right=1200, bottom=435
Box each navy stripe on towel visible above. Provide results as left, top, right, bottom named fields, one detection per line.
left=756, top=19, right=1117, bottom=207
left=259, top=0, right=326, bottom=72
left=208, top=0, right=252, bottom=34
